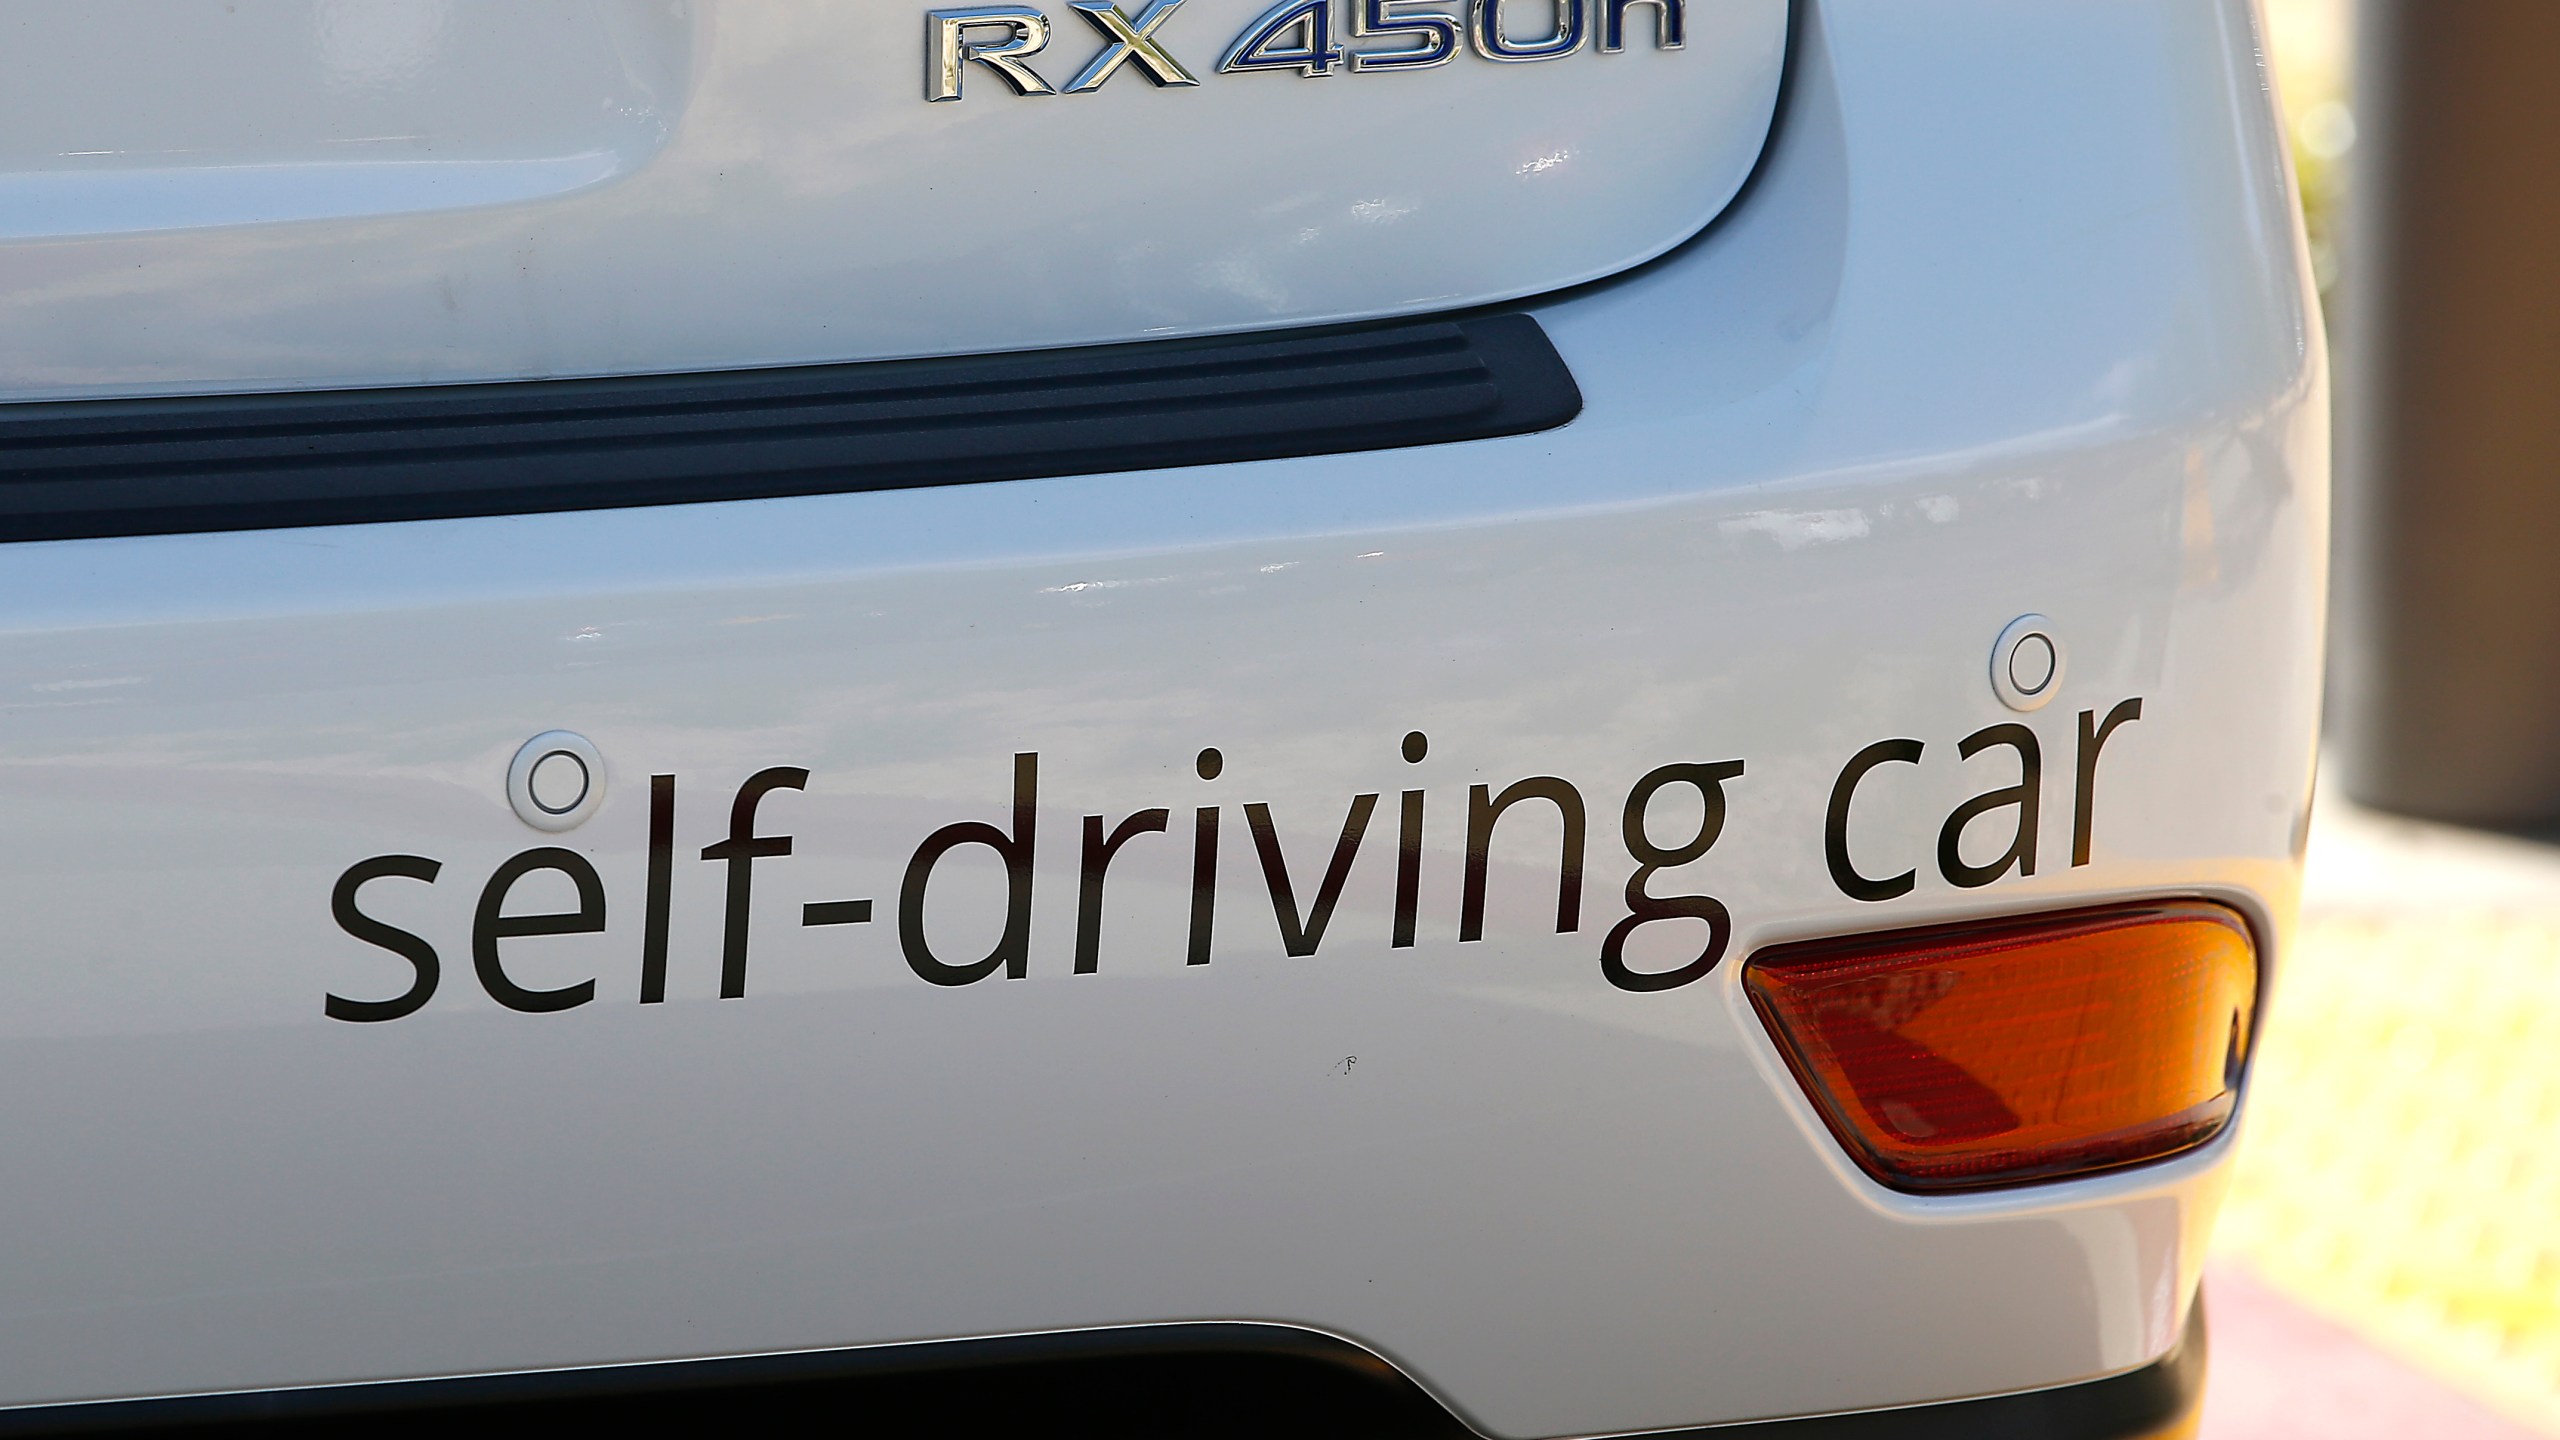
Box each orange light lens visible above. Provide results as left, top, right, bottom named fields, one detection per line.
left=1743, top=901, right=2258, bottom=1193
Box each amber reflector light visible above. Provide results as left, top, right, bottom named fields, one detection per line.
left=1743, top=901, right=2257, bottom=1193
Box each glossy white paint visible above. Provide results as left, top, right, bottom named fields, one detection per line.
left=0, top=1, right=690, bottom=236
left=0, top=0, right=2320, bottom=1433
left=0, top=0, right=1783, bottom=401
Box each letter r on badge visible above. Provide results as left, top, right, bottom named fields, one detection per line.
left=928, top=6, right=1058, bottom=101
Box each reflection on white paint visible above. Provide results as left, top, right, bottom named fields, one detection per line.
left=1718, top=508, right=1873, bottom=550
left=0, top=155, right=625, bottom=237
left=0, top=0, right=687, bottom=239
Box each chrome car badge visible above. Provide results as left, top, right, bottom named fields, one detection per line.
left=925, top=0, right=1683, bottom=100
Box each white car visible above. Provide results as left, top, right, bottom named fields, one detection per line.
left=0, top=0, right=2319, bottom=1434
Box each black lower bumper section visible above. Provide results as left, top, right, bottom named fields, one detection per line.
left=0, top=1306, right=2203, bottom=1439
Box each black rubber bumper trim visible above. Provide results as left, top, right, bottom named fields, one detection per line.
left=0, top=313, right=1581, bottom=543
left=0, top=1324, right=1449, bottom=1438
left=0, top=1304, right=2202, bottom=1438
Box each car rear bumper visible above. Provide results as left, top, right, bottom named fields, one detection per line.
left=0, top=1306, right=2206, bottom=1439
left=0, top=1, right=2314, bottom=1434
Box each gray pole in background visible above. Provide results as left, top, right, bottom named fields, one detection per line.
left=2333, top=0, right=2560, bottom=828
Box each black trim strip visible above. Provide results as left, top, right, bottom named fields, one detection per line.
left=0, top=314, right=1580, bottom=543
left=0, top=1305, right=2202, bottom=1438
left=0, top=1325, right=1451, bottom=1438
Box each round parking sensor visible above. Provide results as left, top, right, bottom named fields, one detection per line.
left=507, top=730, right=606, bottom=831
left=1990, top=615, right=2064, bottom=713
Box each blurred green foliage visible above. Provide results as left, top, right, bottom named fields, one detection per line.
left=2266, top=0, right=2351, bottom=313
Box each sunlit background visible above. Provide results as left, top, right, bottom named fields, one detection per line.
left=2206, top=4, right=2560, bottom=1435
